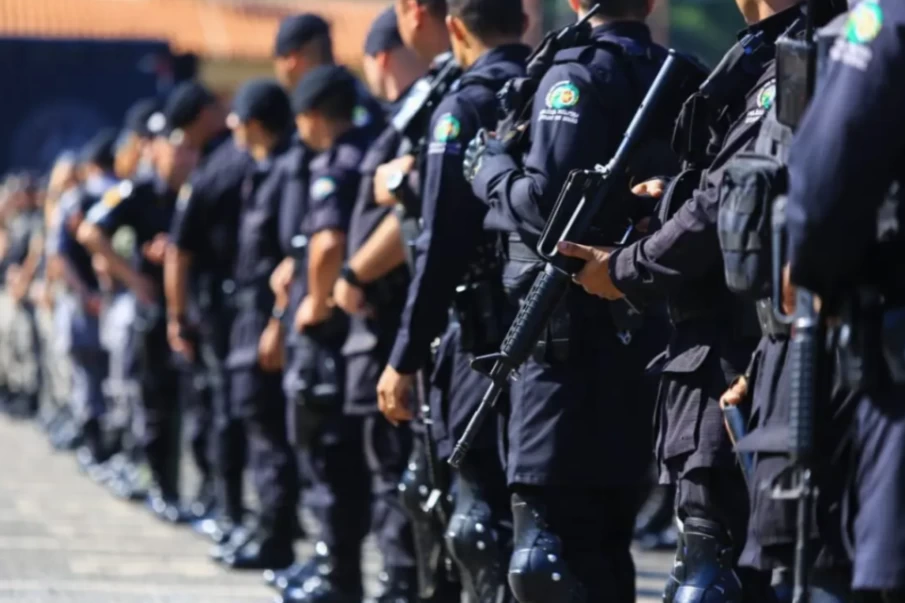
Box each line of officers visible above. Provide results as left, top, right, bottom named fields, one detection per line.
left=6, top=0, right=905, bottom=601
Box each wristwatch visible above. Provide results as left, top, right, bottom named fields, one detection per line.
left=271, top=305, right=286, bottom=321
left=340, top=264, right=364, bottom=289
left=386, top=169, right=410, bottom=202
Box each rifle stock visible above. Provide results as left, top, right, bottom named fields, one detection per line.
left=449, top=50, right=705, bottom=469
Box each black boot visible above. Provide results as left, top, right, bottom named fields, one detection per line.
left=278, top=552, right=362, bottom=603
left=76, top=419, right=109, bottom=475
left=222, top=527, right=294, bottom=571
left=369, top=567, right=419, bottom=603
left=265, top=541, right=333, bottom=591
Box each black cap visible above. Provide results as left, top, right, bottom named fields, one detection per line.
left=152, top=81, right=216, bottom=136
left=228, top=79, right=292, bottom=134
left=123, top=98, right=161, bottom=138
left=291, top=65, right=357, bottom=115
left=274, top=14, right=330, bottom=57
left=79, top=128, right=118, bottom=170
left=364, top=7, right=403, bottom=57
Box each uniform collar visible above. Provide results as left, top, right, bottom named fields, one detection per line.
left=591, top=20, right=652, bottom=42
left=202, top=129, right=231, bottom=160
left=469, top=44, right=532, bottom=73
left=737, top=2, right=805, bottom=45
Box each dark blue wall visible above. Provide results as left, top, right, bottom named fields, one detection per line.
left=0, top=38, right=176, bottom=174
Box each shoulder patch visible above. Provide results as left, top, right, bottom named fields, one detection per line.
left=353, top=106, right=371, bottom=128
left=757, top=81, right=776, bottom=110
left=433, top=113, right=461, bottom=143
left=846, top=1, right=883, bottom=45
left=545, top=81, right=580, bottom=110
left=311, top=177, right=337, bottom=202
left=176, top=183, right=193, bottom=212
left=101, top=184, right=125, bottom=209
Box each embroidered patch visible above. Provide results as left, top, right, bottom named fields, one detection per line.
left=846, top=1, right=883, bottom=45
left=545, top=81, right=580, bottom=110
left=757, top=82, right=776, bottom=110
left=433, top=114, right=461, bottom=143
left=311, top=177, right=337, bottom=202
left=353, top=105, right=371, bottom=128
left=102, top=181, right=132, bottom=209
left=176, top=184, right=193, bottom=212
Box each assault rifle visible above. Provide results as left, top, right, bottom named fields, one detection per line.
left=769, top=1, right=842, bottom=601
left=449, top=51, right=706, bottom=468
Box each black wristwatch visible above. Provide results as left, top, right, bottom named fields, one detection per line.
left=386, top=169, right=410, bottom=201
left=340, top=264, right=364, bottom=289
left=271, top=305, right=286, bottom=321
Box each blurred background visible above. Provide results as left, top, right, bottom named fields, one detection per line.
left=0, top=0, right=743, bottom=176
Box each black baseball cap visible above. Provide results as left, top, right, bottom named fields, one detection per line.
left=151, top=81, right=216, bottom=136
left=228, top=79, right=292, bottom=134
left=291, top=65, right=357, bottom=114
left=122, top=98, right=161, bottom=138
left=79, top=128, right=118, bottom=170
left=274, top=14, right=330, bottom=57
left=364, top=7, right=404, bottom=57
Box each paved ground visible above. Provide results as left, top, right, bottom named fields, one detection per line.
left=0, top=416, right=673, bottom=602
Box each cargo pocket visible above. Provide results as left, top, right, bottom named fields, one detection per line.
left=428, top=329, right=456, bottom=441
left=748, top=452, right=799, bottom=548
left=660, top=344, right=713, bottom=460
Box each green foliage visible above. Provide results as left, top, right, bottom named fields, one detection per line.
left=670, top=1, right=745, bottom=67
left=542, top=0, right=745, bottom=68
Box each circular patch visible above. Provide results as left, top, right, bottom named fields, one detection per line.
left=311, top=177, right=337, bottom=202
left=353, top=105, right=371, bottom=128
left=433, top=114, right=461, bottom=143
left=846, top=1, right=884, bottom=45
left=757, top=82, right=776, bottom=110
left=545, top=81, right=580, bottom=110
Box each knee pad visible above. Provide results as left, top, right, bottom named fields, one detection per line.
left=398, top=450, right=432, bottom=520
left=673, top=517, right=743, bottom=603
left=507, top=493, right=586, bottom=603
left=445, top=489, right=509, bottom=602
left=663, top=518, right=685, bottom=603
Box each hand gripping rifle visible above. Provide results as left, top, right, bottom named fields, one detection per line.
left=449, top=51, right=706, bottom=468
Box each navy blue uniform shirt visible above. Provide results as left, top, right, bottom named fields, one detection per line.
left=226, top=137, right=293, bottom=369
left=787, top=0, right=905, bottom=296
left=86, top=176, right=178, bottom=291
left=472, top=23, right=657, bottom=242
left=170, top=139, right=251, bottom=282
left=284, top=128, right=370, bottom=313
left=389, top=44, right=530, bottom=374
left=57, top=174, right=117, bottom=293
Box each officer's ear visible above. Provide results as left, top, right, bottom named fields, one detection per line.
left=445, top=15, right=468, bottom=47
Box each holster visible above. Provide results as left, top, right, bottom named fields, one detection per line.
left=838, top=289, right=905, bottom=390
left=453, top=278, right=504, bottom=355
left=756, top=298, right=791, bottom=340
left=287, top=312, right=347, bottom=448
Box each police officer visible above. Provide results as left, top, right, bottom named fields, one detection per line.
left=0, top=174, right=45, bottom=419
left=77, top=110, right=199, bottom=524
left=211, top=79, right=298, bottom=571
left=275, top=65, right=408, bottom=603
left=273, top=13, right=385, bottom=137
left=784, top=2, right=905, bottom=599
left=463, top=1, right=669, bottom=600
left=55, top=130, right=118, bottom=471
left=376, top=1, right=529, bottom=601
left=115, top=98, right=161, bottom=180
left=165, top=85, right=254, bottom=539
left=557, top=0, right=811, bottom=600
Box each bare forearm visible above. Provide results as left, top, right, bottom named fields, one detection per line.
left=164, top=245, right=192, bottom=319
left=308, top=230, right=345, bottom=305
left=77, top=224, right=140, bottom=288
left=348, top=213, right=406, bottom=282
